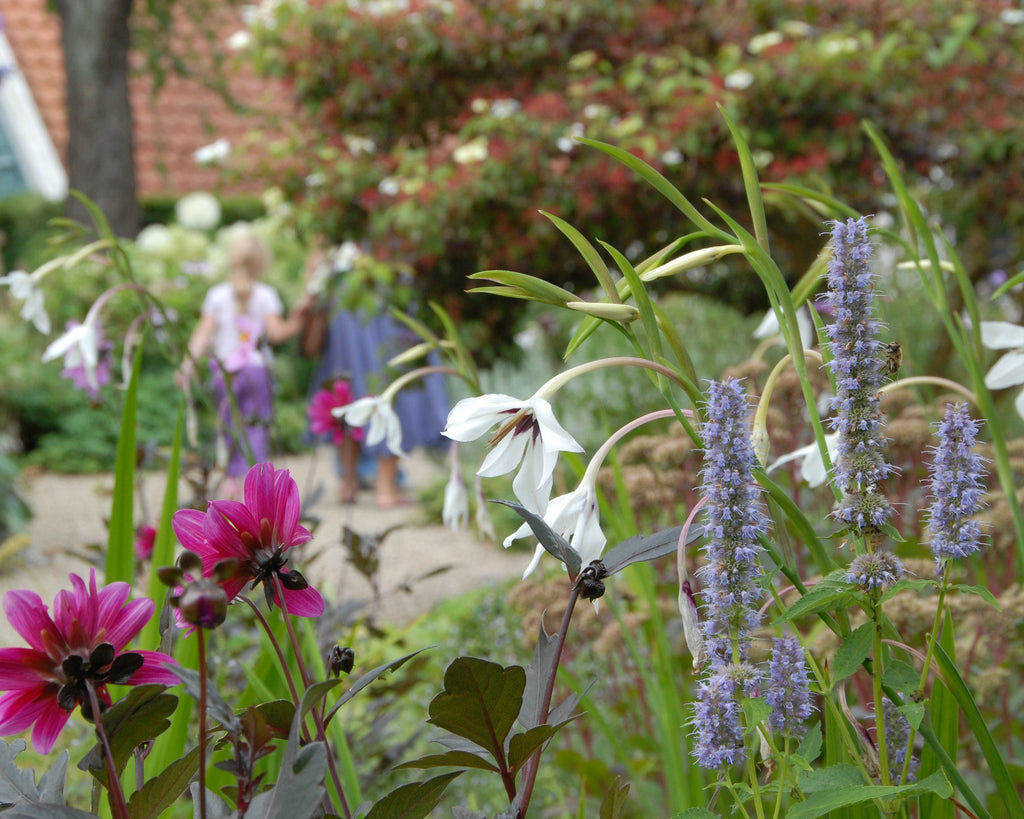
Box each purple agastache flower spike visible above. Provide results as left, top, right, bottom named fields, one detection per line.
left=882, top=697, right=918, bottom=783
left=697, top=378, right=767, bottom=665
left=766, top=636, right=814, bottom=739
left=846, top=550, right=904, bottom=591
left=820, top=217, right=895, bottom=530
left=691, top=670, right=746, bottom=769
left=925, top=403, right=988, bottom=567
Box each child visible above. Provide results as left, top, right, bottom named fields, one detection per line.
left=177, top=233, right=312, bottom=497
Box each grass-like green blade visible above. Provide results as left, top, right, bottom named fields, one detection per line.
left=933, top=642, right=1024, bottom=816
left=718, top=104, right=770, bottom=256
left=917, top=610, right=956, bottom=818
left=106, top=344, right=142, bottom=584
left=541, top=210, right=620, bottom=303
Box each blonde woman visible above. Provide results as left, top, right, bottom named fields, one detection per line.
left=178, top=233, right=312, bottom=497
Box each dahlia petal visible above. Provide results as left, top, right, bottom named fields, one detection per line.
left=172, top=508, right=210, bottom=552
left=244, top=463, right=276, bottom=522
left=275, top=584, right=325, bottom=618
left=29, top=699, right=73, bottom=755
left=92, top=580, right=134, bottom=642
left=102, top=597, right=155, bottom=650
left=205, top=501, right=257, bottom=560
left=0, top=648, right=54, bottom=688
left=3, top=590, right=53, bottom=651
left=0, top=688, right=55, bottom=737
left=129, top=651, right=181, bottom=685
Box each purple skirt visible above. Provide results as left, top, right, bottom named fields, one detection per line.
left=212, top=363, right=274, bottom=477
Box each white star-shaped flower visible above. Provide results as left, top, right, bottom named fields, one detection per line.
left=767, top=433, right=839, bottom=488
left=42, top=320, right=100, bottom=390
left=442, top=471, right=469, bottom=532
left=503, top=481, right=606, bottom=579
left=981, top=321, right=1024, bottom=420
left=333, top=396, right=404, bottom=455
left=0, top=270, right=50, bottom=334
left=753, top=304, right=815, bottom=350
left=443, top=393, right=583, bottom=513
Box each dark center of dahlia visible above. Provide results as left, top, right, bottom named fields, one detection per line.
left=250, top=545, right=310, bottom=609
left=58, top=642, right=144, bottom=719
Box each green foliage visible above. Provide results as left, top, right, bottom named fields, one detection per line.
left=0, top=193, right=63, bottom=272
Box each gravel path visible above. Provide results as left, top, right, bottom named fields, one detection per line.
left=2, top=448, right=525, bottom=644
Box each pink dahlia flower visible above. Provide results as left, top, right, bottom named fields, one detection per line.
left=309, top=379, right=365, bottom=446
left=172, top=462, right=324, bottom=617
left=0, top=570, right=178, bottom=754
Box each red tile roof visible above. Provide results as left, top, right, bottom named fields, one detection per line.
left=4, top=0, right=294, bottom=198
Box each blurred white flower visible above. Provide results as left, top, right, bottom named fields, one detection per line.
left=767, top=433, right=839, bottom=488
left=332, top=241, right=363, bottom=272
left=981, top=320, right=1024, bottom=419
left=753, top=305, right=815, bottom=349
left=490, top=98, right=520, bottom=118
left=748, top=30, right=784, bottom=54
left=135, top=224, right=176, bottom=258
left=175, top=192, right=222, bottom=231
left=1001, top=8, right=1024, bottom=24
left=453, top=137, right=488, bottom=164
left=0, top=269, right=50, bottom=334
left=661, top=148, right=684, bottom=166
left=346, top=135, right=377, bottom=155
left=443, top=393, right=583, bottom=514
left=780, top=20, right=812, bottom=37
left=194, top=138, right=231, bottom=166
left=724, top=69, right=754, bottom=90
left=226, top=30, right=252, bottom=50
left=442, top=470, right=469, bottom=532
left=333, top=396, right=404, bottom=454
left=821, top=36, right=860, bottom=56
left=504, top=479, right=606, bottom=579
left=378, top=177, right=400, bottom=196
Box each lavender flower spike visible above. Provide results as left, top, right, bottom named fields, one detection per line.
left=698, top=378, right=767, bottom=666
left=691, top=670, right=746, bottom=769
left=820, top=217, right=895, bottom=530
left=926, top=403, right=988, bottom=566
left=766, top=635, right=814, bottom=739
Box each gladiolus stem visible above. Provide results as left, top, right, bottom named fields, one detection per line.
left=197, top=628, right=209, bottom=819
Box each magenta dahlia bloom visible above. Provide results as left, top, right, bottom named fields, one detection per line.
left=0, top=571, right=178, bottom=754
left=309, top=380, right=365, bottom=446
left=172, top=462, right=324, bottom=617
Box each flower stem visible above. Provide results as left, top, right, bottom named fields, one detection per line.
left=871, top=599, right=891, bottom=786
left=516, top=581, right=582, bottom=818
left=240, top=595, right=302, bottom=706
left=84, top=681, right=130, bottom=819
left=197, top=627, right=208, bottom=819
left=272, top=576, right=352, bottom=819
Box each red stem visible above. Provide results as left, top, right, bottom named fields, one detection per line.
left=84, top=682, right=130, bottom=819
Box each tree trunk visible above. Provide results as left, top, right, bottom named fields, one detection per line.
left=58, top=0, right=138, bottom=237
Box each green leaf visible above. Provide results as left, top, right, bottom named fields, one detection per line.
left=244, top=743, right=327, bottom=819
left=165, top=665, right=241, bottom=734
left=79, top=685, right=177, bottom=785
left=933, top=640, right=1024, bottom=815
left=881, top=659, right=919, bottom=694
left=492, top=500, right=581, bottom=577
left=508, top=722, right=576, bottom=771
left=428, top=657, right=526, bottom=762
left=599, top=240, right=663, bottom=363
left=600, top=776, right=630, bottom=819
left=718, top=105, right=770, bottom=256
left=740, top=698, right=772, bottom=739
left=107, top=343, right=143, bottom=584
left=540, top=210, right=620, bottom=303
left=798, top=763, right=865, bottom=792
left=396, top=751, right=499, bottom=773
left=879, top=577, right=933, bottom=603
left=126, top=745, right=200, bottom=819
left=773, top=572, right=852, bottom=624
left=364, top=771, right=463, bottom=819
left=520, top=619, right=558, bottom=731
left=795, top=722, right=822, bottom=764
left=3, top=804, right=97, bottom=818
left=951, top=583, right=1000, bottom=609
left=670, top=810, right=721, bottom=819
left=468, top=270, right=576, bottom=305
left=833, top=621, right=874, bottom=684
left=787, top=770, right=952, bottom=818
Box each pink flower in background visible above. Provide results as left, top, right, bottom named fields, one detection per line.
left=134, top=524, right=157, bottom=561
left=0, top=570, right=178, bottom=754
left=224, top=314, right=260, bottom=372
left=309, top=380, right=365, bottom=445
left=172, top=462, right=324, bottom=617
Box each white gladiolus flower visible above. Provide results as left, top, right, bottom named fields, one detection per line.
left=333, top=396, right=404, bottom=455
left=442, top=472, right=469, bottom=532
left=753, top=305, right=815, bottom=350
left=0, top=269, right=50, bottom=334
left=767, top=433, right=839, bottom=488
left=981, top=320, right=1024, bottom=420
left=42, top=319, right=100, bottom=391
left=443, top=393, right=583, bottom=514
left=503, top=479, right=606, bottom=579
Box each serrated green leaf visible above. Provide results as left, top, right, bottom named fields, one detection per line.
left=833, top=622, right=874, bottom=684
left=365, top=771, right=463, bottom=819
left=799, top=763, right=865, bottom=792
left=396, top=750, right=499, bottom=773
left=740, top=698, right=772, bottom=739
left=879, top=577, right=934, bottom=603
left=951, top=583, right=1000, bottom=609
left=428, top=657, right=526, bottom=761
left=881, top=659, right=919, bottom=694
left=508, top=722, right=572, bottom=770
left=773, top=575, right=853, bottom=624
left=126, top=745, right=199, bottom=819
left=795, top=722, right=822, bottom=764
left=898, top=700, right=925, bottom=731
